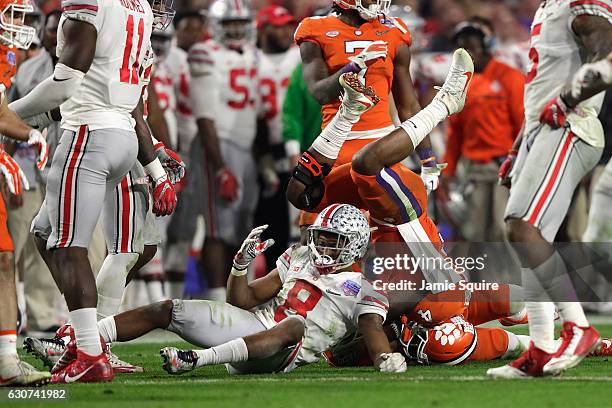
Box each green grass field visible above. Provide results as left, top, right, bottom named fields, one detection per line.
left=4, top=324, right=611, bottom=408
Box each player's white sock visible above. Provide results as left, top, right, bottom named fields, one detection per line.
left=399, top=99, right=447, bottom=150
left=521, top=267, right=556, bottom=353
left=70, top=308, right=102, bottom=356
left=207, top=287, right=227, bottom=302
left=167, top=281, right=184, bottom=299
left=556, top=302, right=589, bottom=327
left=194, top=338, right=248, bottom=367
left=0, top=330, right=17, bottom=357
left=97, top=316, right=117, bottom=343
left=96, top=252, right=139, bottom=320
left=311, top=106, right=360, bottom=160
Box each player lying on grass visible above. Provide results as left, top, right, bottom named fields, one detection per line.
left=28, top=203, right=407, bottom=375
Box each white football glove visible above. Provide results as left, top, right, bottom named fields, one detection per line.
left=233, top=225, right=275, bottom=271
left=421, top=163, right=447, bottom=194
left=376, top=353, right=407, bottom=373
left=28, top=129, right=49, bottom=170
left=348, top=41, right=388, bottom=71
left=571, top=59, right=612, bottom=99
left=0, top=150, right=29, bottom=195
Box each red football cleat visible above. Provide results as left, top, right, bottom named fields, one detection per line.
left=589, top=338, right=612, bottom=357
left=51, top=349, right=113, bottom=383
left=544, top=322, right=601, bottom=375
left=51, top=339, right=77, bottom=374
left=487, top=342, right=554, bottom=378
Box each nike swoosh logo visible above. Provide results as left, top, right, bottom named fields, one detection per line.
left=406, top=120, right=417, bottom=129
left=322, top=137, right=331, bottom=143
left=462, top=72, right=473, bottom=93
left=64, top=365, right=95, bottom=383
left=53, top=77, right=71, bottom=82
left=326, top=289, right=343, bottom=296
left=376, top=30, right=390, bottom=36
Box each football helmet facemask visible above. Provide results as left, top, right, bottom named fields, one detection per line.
left=334, top=0, right=391, bottom=21
left=209, top=0, right=254, bottom=50
left=0, top=0, right=35, bottom=49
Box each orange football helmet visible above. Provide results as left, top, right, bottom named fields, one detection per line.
left=333, top=0, right=391, bottom=20
left=397, top=315, right=478, bottom=365
left=0, top=0, right=35, bottom=49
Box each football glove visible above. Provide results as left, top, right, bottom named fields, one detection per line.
left=28, top=129, right=49, bottom=170
left=216, top=167, right=239, bottom=202
left=572, top=59, right=612, bottom=99
left=144, top=158, right=177, bottom=216
left=376, top=353, right=407, bottom=373
left=498, top=150, right=517, bottom=188
left=421, top=163, right=447, bottom=195
left=0, top=150, right=29, bottom=195
left=154, top=142, right=186, bottom=185
left=233, top=225, right=275, bottom=271
left=347, top=41, right=388, bottom=71
left=539, top=96, right=571, bottom=129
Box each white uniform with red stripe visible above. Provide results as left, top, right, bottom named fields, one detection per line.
left=504, top=0, right=611, bottom=241
left=253, top=245, right=389, bottom=370
left=32, top=0, right=154, bottom=249
left=258, top=47, right=300, bottom=145
left=151, top=59, right=178, bottom=148
left=166, top=244, right=389, bottom=374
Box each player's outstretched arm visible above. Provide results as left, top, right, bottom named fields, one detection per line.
left=358, top=314, right=407, bottom=373
left=9, top=19, right=95, bottom=119
left=227, top=225, right=280, bottom=309
left=300, top=42, right=346, bottom=104
left=0, top=98, right=36, bottom=142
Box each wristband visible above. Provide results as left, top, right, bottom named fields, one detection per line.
left=144, top=158, right=165, bottom=181
left=231, top=266, right=248, bottom=276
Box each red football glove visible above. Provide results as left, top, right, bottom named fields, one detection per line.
left=498, top=150, right=518, bottom=188
left=216, top=167, right=238, bottom=202
left=0, top=149, right=29, bottom=195
left=154, top=142, right=186, bottom=185
left=539, top=96, right=571, bottom=129
left=151, top=173, right=177, bottom=216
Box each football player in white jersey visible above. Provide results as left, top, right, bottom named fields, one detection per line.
left=92, top=203, right=406, bottom=375
left=0, top=0, right=50, bottom=387
left=188, top=0, right=260, bottom=301
left=7, top=0, right=177, bottom=383
left=491, top=0, right=612, bottom=378
left=254, top=5, right=300, bottom=268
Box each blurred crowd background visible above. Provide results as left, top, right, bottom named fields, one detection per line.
left=5, top=0, right=611, bottom=335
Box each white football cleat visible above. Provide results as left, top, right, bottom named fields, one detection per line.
left=160, top=347, right=199, bottom=375
left=23, top=336, right=66, bottom=369
left=0, top=355, right=51, bottom=387
left=106, top=345, right=143, bottom=374
left=433, top=48, right=474, bottom=115
left=339, top=72, right=380, bottom=116
left=543, top=322, right=601, bottom=375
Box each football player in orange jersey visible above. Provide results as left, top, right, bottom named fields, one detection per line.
left=0, top=0, right=50, bottom=387
left=294, top=0, right=446, bottom=227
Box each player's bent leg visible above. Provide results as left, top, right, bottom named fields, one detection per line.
left=96, top=253, right=140, bottom=319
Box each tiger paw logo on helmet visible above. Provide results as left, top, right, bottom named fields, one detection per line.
left=432, top=317, right=474, bottom=346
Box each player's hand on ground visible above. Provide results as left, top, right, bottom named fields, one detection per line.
left=233, top=225, right=275, bottom=271
left=498, top=150, right=517, bottom=188
left=539, top=96, right=571, bottom=129
left=152, top=173, right=177, bottom=216
left=28, top=129, right=48, bottom=170
left=216, top=167, right=239, bottom=202
left=154, top=142, right=186, bottom=184
left=376, top=353, right=407, bottom=373
left=348, top=41, right=388, bottom=71
left=421, top=163, right=447, bottom=194
left=0, top=150, right=29, bottom=195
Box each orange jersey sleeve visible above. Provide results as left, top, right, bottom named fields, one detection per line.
left=0, top=43, right=18, bottom=91
left=295, top=15, right=412, bottom=133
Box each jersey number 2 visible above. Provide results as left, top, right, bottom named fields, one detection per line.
left=274, top=280, right=322, bottom=322
left=120, top=15, right=145, bottom=85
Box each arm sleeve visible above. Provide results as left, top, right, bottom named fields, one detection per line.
left=188, top=44, right=220, bottom=120
left=354, top=280, right=389, bottom=324
left=61, top=0, right=103, bottom=31
left=570, top=0, right=612, bottom=24
left=443, top=115, right=464, bottom=178
left=282, top=65, right=305, bottom=145
left=294, top=18, right=320, bottom=47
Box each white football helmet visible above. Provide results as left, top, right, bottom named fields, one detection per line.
left=333, top=0, right=391, bottom=21
left=209, top=0, right=254, bottom=49
left=308, top=204, right=370, bottom=274
left=151, top=0, right=175, bottom=31
left=0, top=0, right=35, bottom=50
left=151, top=26, right=173, bottom=61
